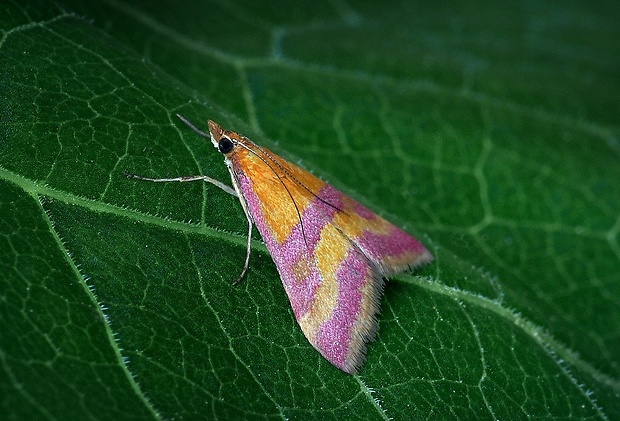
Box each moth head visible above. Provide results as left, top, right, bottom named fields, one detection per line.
left=208, top=120, right=237, bottom=155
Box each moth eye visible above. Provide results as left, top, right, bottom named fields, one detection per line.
left=218, top=138, right=234, bottom=154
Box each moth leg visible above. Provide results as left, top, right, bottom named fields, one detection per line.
left=232, top=201, right=254, bottom=286
left=125, top=173, right=237, bottom=197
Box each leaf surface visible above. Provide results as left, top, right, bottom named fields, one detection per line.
left=1, top=1, right=619, bottom=419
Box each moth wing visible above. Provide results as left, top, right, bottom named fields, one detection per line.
left=228, top=141, right=430, bottom=373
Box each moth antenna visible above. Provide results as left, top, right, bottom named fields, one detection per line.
left=176, top=114, right=210, bottom=138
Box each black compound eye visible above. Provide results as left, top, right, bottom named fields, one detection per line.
left=218, top=137, right=234, bottom=154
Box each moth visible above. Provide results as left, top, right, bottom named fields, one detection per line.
left=128, top=115, right=433, bottom=373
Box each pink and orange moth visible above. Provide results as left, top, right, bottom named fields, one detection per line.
left=128, top=115, right=433, bottom=374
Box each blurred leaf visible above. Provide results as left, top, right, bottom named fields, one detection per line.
left=1, top=0, right=619, bottom=419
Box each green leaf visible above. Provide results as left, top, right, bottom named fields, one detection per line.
left=1, top=0, right=618, bottom=419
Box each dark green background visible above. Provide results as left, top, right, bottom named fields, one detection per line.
left=1, top=1, right=618, bottom=419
